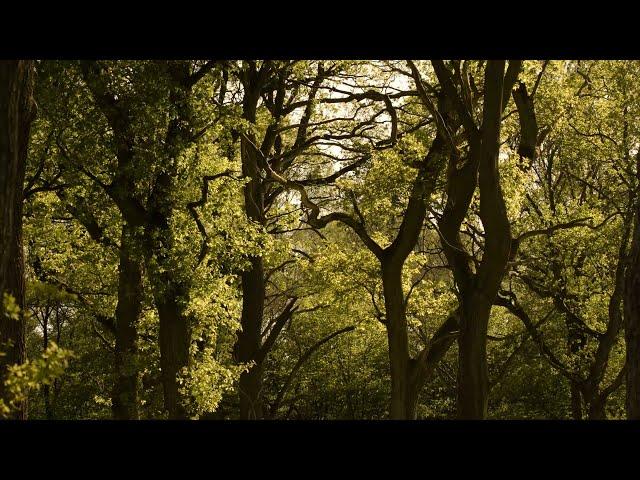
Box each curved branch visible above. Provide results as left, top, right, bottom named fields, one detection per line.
left=269, top=325, right=356, bottom=418
left=186, top=169, right=241, bottom=265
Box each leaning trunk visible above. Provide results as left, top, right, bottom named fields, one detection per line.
left=0, top=60, right=35, bottom=419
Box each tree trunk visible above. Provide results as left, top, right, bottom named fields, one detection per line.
left=625, top=185, right=640, bottom=419
left=42, top=309, right=53, bottom=420
left=0, top=60, right=35, bottom=420
left=457, top=294, right=491, bottom=419
left=235, top=73, right=267, bottom=419
left=587, top=397, right=606, bottom=420
left=570, top=383, right=583, bottom=420
left=146, top=174, right=191, bottom=420
left=236, top=145, right=266, bottom=419
left=237, top=352, right=264, bottom=420
left=405, top=369, right=420, bottom=420
left=453, top=60, right=511, bottom=420
left=382, top=262, right=413, bottom=420
left=565, top=315, right=587, bottom=421
left=144, top=67, right=197, bottom=420
left=111, top=223, right=143, bottom=420
left=155, top=293, right=189, bottom=419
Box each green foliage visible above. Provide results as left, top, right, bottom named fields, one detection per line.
left=1, top=342, right=73, bottom=418
left=9, top=59, right=638, bottom=420
left=2, top=293, right=21, bottom=322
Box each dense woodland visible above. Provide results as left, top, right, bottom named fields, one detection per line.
left=1, top=59, right=639, bottom=420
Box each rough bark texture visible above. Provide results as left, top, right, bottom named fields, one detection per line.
left=457, top=295, right=494, bottom=419
left=382, top=262, right=411, bottom=419
left=42, top=310, right=52, bottom=419
left=570, top=383, right=583, bottom=420
left=235, top=64, right=268, bottom=419
left=625, top=173, right=640, bottom=419
left=432, top=60, right=517, bottom=419
left=377, top=122, right=460, bottom=419
left=380, top=131, right=458, bottom=420
left=0, top=60, right=35, bottom=419
left=236, top=251, right=266, bottom=419
left=145, top=168, right=191, bottom=420
left=111, top=224, right=144, bottom=420
left=143, top=62, right=202, bottom=419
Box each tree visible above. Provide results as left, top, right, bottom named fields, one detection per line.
left=625, top=151, right=640, bottom=419
left=6, top=58, right=640, bottom=421
left=0, top=60, right=36, bottom=419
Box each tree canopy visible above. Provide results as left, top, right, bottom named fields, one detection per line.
left=1, top=59, right=639, bottom=420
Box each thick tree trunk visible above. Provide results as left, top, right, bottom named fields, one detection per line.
left=405, top=370, right=420, bottom=420
left=236, top=73, right=267, bottom=419
left=111, top=223, right=143, bottom=420
left=236, top=251, right=265, bottom=419
left=625, top=191, right=640, bottom=419
left=453, top=60, right=510, bottom=420
left=146, top=174, right=191, bottom=420
left=382, top=262, right=412, bottom=420
left=570, top=383, right=583, bottom=420
left=155, top=293, right=189, bottom=419
left=587, top=397, right=606, bottom=420
left=81, top=61, right=197, bottom=420
left=42, top=311, right=53, bottom=420
left=145, top=68, right=197, bottom=420
left=457, top=295, right=491, bottom=419
left=0, top=60, right=35, bottom=420
left=236, top=144, right=266, bottom=419
left=237, top=350, right=264, bottom=420
left=382, top=267, right=461, bottom=420
left=146, top=222, right=190, bottom=419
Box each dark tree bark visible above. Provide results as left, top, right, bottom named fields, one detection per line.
left=459, top=60, right=511, bottom=419
left=55, top=189, right=145, bottom=420
left=380, top=156, right=461, bottom=420
left=306, top=112, right=461, bottom=419
left=235, top=62, right=269, bottom=419
left=80, top=60, right=209, bottom=419
left=111, top=223, right=144, bottom=420
left=78, top=60, right=150, bottom=417
left=42, top=308, right=53, bottom=420
left=144, top=166, right=192, bottom=419
left=143, top=62, right=201, bottom=419
left=0, top=60, right=35, bottom=419
left=234, top=61, right=466, bottom=420
left=514, top=200, right=632, bottom=420
left=432, top=60, right=521, bottom=419
left=625, top=153, right=640, bottom=419
left=233, top=61, right=318, bottom=419
left=570, top=383, right=583, bottom=420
